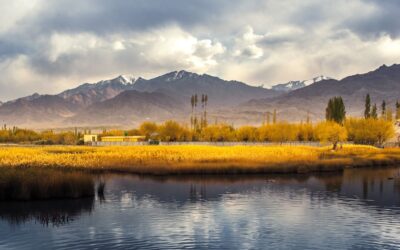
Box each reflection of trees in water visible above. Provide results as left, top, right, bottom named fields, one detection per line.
left=189, top=184, right=207, bottom=202
left=333, top=168, right=400, bottom=207
left=0, top=198, right=94, bottom=227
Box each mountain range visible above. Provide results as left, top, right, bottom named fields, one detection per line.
left=242, top=64, right=400, bottom=122
left=0, top=64, right=399, bottom=128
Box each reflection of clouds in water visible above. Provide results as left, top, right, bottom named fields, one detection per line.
left=104, top=185, right=400, bottom=249
left=2, top=169, right=400, bottom=249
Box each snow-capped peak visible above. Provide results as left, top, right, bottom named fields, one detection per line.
left=271, top=75, right=334, bottom=92
left=165, top=70, right=197, bottom=82
left=117, top=75, right=136, bottom=85
left=303, top=75, right=332, bottom=86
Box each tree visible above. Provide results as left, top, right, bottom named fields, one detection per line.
left=272, top=109, right=277, bottom=124
left=371, top=104, right=378, bottom=119
left=345, top=118, right=395, bottom=146
left=315, top=121, right=347, bottom=150
left=297, top=122, right=315, bottom=141
left=325, top=97, right=346, bottom=124
left=236, top=126, right=258, bottom=142
left=190, top=95, right=195, bottom=129
left=201, top=124, right=235, bottom=142
left=159, top=120, right=186, bottom=142
left=139, top=122, right=158, bottom=139
left=364, top=94, right=371, bottom=118
left=258, top=123, right=298, bottom=143
left=381, top=100, right=386, bottom=118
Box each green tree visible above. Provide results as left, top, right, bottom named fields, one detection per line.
left=364, top=94, right=371, bottom=118
left=371, top=104, right=378, bottom=119
left=325, top=97, right=346, bottom=124
left=381, top=100, right=386, bottom=117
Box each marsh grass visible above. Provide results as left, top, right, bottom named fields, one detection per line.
left=0, top=168, right=95, bottom=200
left=0, top=145, right=399, bottom=175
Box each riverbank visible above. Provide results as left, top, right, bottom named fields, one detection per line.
left=1, top=145, right=400, bottom=175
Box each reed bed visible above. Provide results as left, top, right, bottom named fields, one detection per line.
left=0, top=168, right=95, bottom=200
left=0, top=145, right=399, bottom=175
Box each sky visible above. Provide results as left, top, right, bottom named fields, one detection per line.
left=0, top=0, right=400, bottom=101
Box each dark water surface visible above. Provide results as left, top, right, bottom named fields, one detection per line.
left=1, top=168, right=400, bottom=249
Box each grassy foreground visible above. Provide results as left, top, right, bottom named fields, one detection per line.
left=1, top=145, right=400, bottom=175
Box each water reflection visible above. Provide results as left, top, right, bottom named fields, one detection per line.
left=1, top=167, right=400, bottom=249
left=106, top=168, right=400, bottom=208
left=0, top=198, right=94, bottom=227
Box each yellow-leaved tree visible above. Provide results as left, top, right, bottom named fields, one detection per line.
left=201, top=124, right=235, bottom=142
left=236, top=126, right=258, bottom=142
left=139, top=122, right=158, bottom=139
left=315, top=121, right=347, bottom=150
left=345, top=118, right=395, bottom=146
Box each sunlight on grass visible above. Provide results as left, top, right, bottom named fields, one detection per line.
left=0, top=145, right=399, bottom=175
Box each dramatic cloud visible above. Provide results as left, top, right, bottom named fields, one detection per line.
left=0, top=0, right=399, bottom=100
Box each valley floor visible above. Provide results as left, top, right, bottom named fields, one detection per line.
left=1, top=145, right=400, bottom=175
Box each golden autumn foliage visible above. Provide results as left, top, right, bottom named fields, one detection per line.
left=236, top=126, right=258, bottom=142
left=0, top=117, right=396, bottom=146
left=200, top=124, right=236, bottom=142
left=315, top=121, right=348, bottom=149
left=345, top=118, right=395, bottom=146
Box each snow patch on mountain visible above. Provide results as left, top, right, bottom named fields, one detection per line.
left=165, top=70, right=198, bottom=82
left=271, top=75, right=334, bottom=92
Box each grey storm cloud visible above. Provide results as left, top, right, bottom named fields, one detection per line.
left=0, top=0, right=400, bottom=100
left=342, top=0, right=400, bottom=39
left=20, top=0, right=236, bottom=35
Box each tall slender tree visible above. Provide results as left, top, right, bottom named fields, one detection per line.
left=194, top=94, right=198, bottom=130
left=272, top=109, right=277, bottom=124
left=371, top=104, right=378, bottom=119
left=381, top=100, right=386, bottom=118
left=204, top=95, right=208, bottom=127
left=190, top=95, right=195, bottom=129
left=364, top=94, right=371, bottom=118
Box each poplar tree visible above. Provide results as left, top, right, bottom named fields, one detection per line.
left=364, top=94, right=371, bottom=118
left=371, top=104, right=378, bottom=119
left=381, top=100, right=386, bottom=117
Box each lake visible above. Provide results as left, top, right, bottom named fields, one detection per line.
left=1, top=167, right=400, bottom=249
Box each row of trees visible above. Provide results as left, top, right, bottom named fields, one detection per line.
left=0, top=118, right=394, bottom=147
left=0, top=126, right=81, bottom=145
left=323, top=95, right=396, bottom=149
left=134, top=119, right=392, bottom=147
left=190, top=94, right=208, bottom=131
left=364, top=94, right=399, bottom=121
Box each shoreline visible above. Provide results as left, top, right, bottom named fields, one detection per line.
left=0, top=145, right=399, bottom=176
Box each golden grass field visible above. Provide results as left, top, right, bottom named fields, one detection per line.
left=0, top=145, right=400, bottom=175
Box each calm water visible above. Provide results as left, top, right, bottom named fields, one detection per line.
left=1, top=168, right=400, bottom=249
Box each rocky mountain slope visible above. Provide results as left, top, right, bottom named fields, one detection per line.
left=242, top=64, right=400, bottom=122
left=0, top=71, right=278, bottom=127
